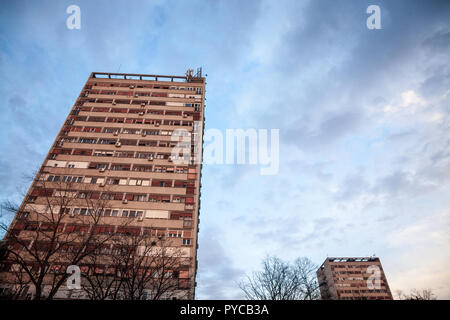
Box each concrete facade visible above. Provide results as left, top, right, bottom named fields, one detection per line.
left=0, top=70, right=205, bottom=299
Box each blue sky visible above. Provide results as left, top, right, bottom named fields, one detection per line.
left=0, top=0, right=449, bottom=299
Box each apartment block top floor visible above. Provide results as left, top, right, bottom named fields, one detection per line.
left=317, top=257, right=388, bottom=276
left=90, top=70, right=205, bottom=84
left=319, top=257, right=382, bottom=266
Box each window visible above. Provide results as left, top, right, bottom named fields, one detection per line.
left=152, top=180, right=163, bottom=187
left=93, top=107, right=110, bottom=113
left=111, top=108, right=128, bottom=113
left=185, top=197, right=194, bottom=204
left=174, top=181, right=187, bottom=188
left=136, top=152, right=153, bottom=159
left=122, top=128, right=139, bottom=134
left=114, top=193, right=124, bottom=201
left=120, top=139, right=137, bottom=146
left=169, top=231, right=182, bottom=238
left=83, top=127, right=101, bottom=133
left=124, top=194, right=133, bottom=201
left=106, top=117, right=125, bottom=123
left=132, top=194, right=146, bottom=202
left=129, top=179, right=144, bottom=186
left=99, top=193, right=111, bottom=200
left=142, top=129, right=159, bottom=135
left=64, top=176, right=81, bottom=183
left=116, top=227, right=140, bottom=236
left=103, top=128, right=120, bottom=134
left=59, top=207, right=70, bottom=215
left=107, top=178, right=120, bottom=185
left=88, top=117, right=106, bottom=122
left=186, top=187, right=195, bottom=194
left=182, top=239, right=191, bottom=245
left=110, top=164, right=131, bottom=171
left=176, top=167, right=188, bottom=174
left=89, top=163, right=108, bottom=169
left=98, top=139, right=116, bottom=145
left=115, top=151, right=134, bottom=158
left=148, top=195, right=161, bottom=202
left=17, top=211, right=30, bottom=219
left=93, top=150, right=114, bottom=157
left=71, top=149, right=92, bottom=156
left=30, top=188, right=54, bottom=197
left=133, top=165, right=152, bottom=172
left=138, top=140, right=157, bottom=147
left=93, top=226, right=115, bottom=235
left=47, top=175, right=61, bottom=182
left=77, top=192, right=88, bottom=199
left=79, top=138, right=97, bottom=144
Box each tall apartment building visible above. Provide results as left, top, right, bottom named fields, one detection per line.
left=317, top=257, right=393, bottom=300
left=0, top=70, right=205, bottom=300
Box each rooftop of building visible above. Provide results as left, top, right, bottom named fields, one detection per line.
left=318, top=257, right=381, bottom=271
left=90, top=68, right=205, bottom=83
left=326, top=257, right=380, bottom=263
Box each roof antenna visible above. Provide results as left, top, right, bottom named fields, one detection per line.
left=117, top=64, right=122, bottom=73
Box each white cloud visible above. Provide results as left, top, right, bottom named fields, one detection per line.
left=400, top=90, right=424, bottom=108
left=384, top=208, right=450, bottom=298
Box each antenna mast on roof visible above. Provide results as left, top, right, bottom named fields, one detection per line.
left=195, top=67, right=202, bottom=77
left=186, top=67, right=203, bottom=81
left=186, top=68, right=193, bottom=81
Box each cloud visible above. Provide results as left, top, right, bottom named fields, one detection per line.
left=196, top=227, right=245, bottom=299
left=384, top=208, right=450, bottom=298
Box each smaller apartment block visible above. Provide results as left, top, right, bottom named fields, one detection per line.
left=317, top=257, right=393, bottom=300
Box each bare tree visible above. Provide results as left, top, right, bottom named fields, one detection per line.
left=239, top=255, right=320, bottom=300
left=0, top=170, right=130, bottom=300
left=78, top=246, right=123, bottom=300
left=292, top=257, right=320, bottom=300
left=81, top=231, right=190, bottom=300
left=396, top=288, right=437, bottom=300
